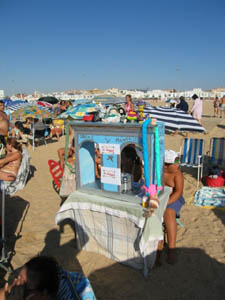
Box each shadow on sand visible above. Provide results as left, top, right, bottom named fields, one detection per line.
left=89, top=247, right=225, bottom=300
left=40, top=219, right=85, bottom=274
left=0, top=195, right=29, bottom=287
left=213, top=208, right=225, bottom=227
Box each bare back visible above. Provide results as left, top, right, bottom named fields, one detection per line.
left=164, top=166, right=184, bottom=202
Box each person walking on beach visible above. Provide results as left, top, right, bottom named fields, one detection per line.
left=213, top=97, right=220, bottom=117
left=191, top=94, right=202, bottom=124
left=164, top=150, right=184, bottom=264
left=219, top=95, right=225, bottom=118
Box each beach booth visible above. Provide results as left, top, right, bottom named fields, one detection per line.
left=56, top=121, right=171, bottom=276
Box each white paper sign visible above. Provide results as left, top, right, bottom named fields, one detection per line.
left=99, top=143, right=120, bottom=155
left=101, top=167, right=121, bottom=185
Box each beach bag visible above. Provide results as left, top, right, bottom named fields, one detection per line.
left=205, top=176, right=225, bottom=187
left=59, top=164, right=76, bottom=197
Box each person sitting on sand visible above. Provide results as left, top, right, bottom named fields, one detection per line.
left=164, top=150, right=185, bottom=264
left=176, top=96, right=189, bottom=112
left=58, top=138, right=75, bottom=169
left=0, top=138, right=22, bottom=181
left=11, top=121, right=30, bottom=145
left=48, top=121, right=63, bottom=141
left=0, top=255, right=96, bottom=300
left=0, top=256, right=60, bottom=300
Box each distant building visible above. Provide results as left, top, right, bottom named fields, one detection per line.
left=0, top=90, right=4, bottom=99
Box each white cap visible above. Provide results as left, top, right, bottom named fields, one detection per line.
left=165, top=149, right=178, bottom=164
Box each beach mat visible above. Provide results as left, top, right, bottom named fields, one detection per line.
left=194, top=187, right=225, bottom=209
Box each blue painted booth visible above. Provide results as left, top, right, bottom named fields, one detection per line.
left=71, top=122, right=165, bottom=200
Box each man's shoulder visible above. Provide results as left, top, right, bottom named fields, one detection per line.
left=175, top=169, right=184, bottom=178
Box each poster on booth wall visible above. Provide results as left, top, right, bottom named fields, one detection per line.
left=99, top=143, right=120, bottom=155
left=101, top=167, right=121, bottom=185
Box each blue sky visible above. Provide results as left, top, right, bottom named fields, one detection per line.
left=0, top=0, right=225, bottom=95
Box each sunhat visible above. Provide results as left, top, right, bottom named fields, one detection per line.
left=165, top=149, right=179, bottom=164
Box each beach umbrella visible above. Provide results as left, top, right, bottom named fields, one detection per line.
left=37, top=101, right=52, bottom=108
left=12, top=105, right=52, bottom=120
left=165, top=99, right=178, bottom=104
left=5, top=101, right=30, bottom=113
left=58, top=103, right=97, bottom=119
left=92, top=96, right=124, bottom=104
left=38, top=96, right=58, bottom=104
left=144, top=106, right=205, bottom=132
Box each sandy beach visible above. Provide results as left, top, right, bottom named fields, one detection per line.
left=1, top=100, right=225, bottom=300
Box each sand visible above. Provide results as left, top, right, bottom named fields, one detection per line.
left=1, top=100, right=225, bottom=300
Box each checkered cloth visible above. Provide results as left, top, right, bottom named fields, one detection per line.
left=56, top=188, right=170, bottom=276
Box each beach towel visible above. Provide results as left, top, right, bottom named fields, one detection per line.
left=1, top=148, right=30, bottom=195
left=194, top=187, right=225, bottom=208
left=57, top=270, right=96, bottom=300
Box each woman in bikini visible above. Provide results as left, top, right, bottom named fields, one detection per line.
left=0, top=137, right=22, bottom=181
left=124, top=94, right=134, bottom=113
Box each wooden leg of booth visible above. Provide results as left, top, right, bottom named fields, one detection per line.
left=155, top=240, right=164, bottom=267
left=155, top=223, right=168, bottom=267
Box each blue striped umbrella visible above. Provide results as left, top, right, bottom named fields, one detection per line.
left=144, top=106, right=205, bottom=132
left=6, top=102, right=51, bottom=114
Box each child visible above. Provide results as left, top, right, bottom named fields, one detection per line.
left=164, top=149, right=185, bottom=264
left=11, top=121, right=30, bottom=145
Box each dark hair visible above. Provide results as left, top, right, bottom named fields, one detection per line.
left=26, top=117, right=33, bottom=123
left=15, top=121, right=31, bottom=135
left=15, top=121, right=24, bottom=130
left=7, top=137, right=22, bottom=152
left=126, top=94, right=132, bottom=101
left=0, top=100, right=4, bottom=105
left=25, top=256, right=60, bottom=298
left=5, top=285, right=25, bottom=300
left=192, top=94, right=198, bottom=100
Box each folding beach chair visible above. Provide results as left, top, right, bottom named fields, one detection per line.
left=208, top=138, right=225, bottom=166
left=48, top=160, right=63, bottom=191
left=29, top=122, right=50, bottom=151
left=179, top=138, right=204, bottom=186
left=0, top=148, right=30, bottom=275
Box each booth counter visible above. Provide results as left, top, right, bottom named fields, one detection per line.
left=56, top=187, right=170, bottom=276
